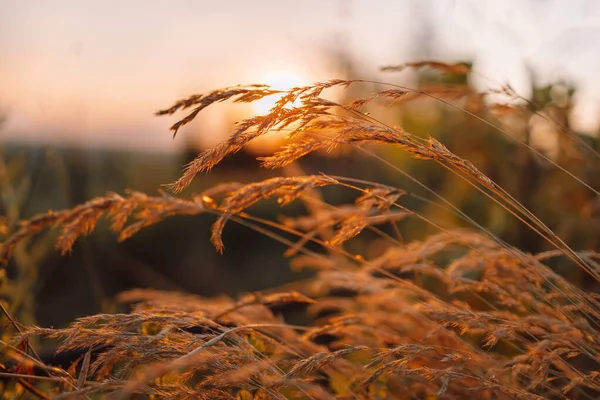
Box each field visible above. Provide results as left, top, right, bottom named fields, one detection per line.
left=1, top=61, right=600, bottom=399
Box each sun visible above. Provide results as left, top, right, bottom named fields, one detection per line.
left=254, top=70, right=304, bottom=115
left=244, top=70, right=305, bottom=154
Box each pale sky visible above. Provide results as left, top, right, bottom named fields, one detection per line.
left=1, top=0, right=599, bottom=151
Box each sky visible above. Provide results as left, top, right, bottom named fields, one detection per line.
left=1, top=0, right=599, bottom=151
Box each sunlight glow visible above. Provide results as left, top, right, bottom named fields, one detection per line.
left=253, top=70, right=304, bottom=115
left=244, top=70, right=306, bottom=154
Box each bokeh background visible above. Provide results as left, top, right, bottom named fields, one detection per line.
left=1, top=0, right=600, bottom=328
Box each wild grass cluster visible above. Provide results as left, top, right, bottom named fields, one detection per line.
left=1, top=61, right=600, bottom=399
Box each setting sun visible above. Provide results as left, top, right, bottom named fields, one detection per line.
left=253, top=70, right=304, bottom=115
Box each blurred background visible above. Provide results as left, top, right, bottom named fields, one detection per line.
left=1, top=0, right=600, bottom=328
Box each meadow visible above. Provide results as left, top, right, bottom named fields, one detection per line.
left=1, top=61, right=600, bottom=399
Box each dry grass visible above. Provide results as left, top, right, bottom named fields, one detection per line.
left=1, top=61, right=600, bottom=399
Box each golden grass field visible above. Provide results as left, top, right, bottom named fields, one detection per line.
left=1, top=61, right=600, bottom=399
